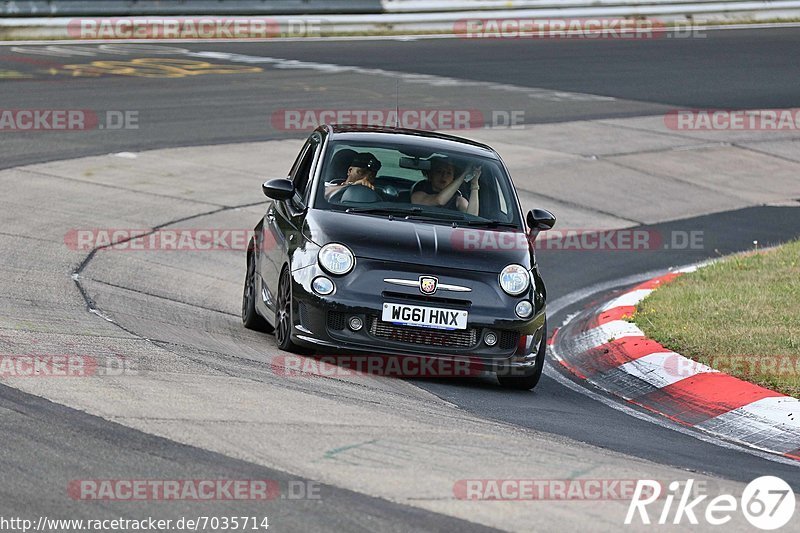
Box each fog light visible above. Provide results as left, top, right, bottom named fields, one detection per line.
left=515, top=300, right=533, bottom=319
left=348, top=316, right=363, bottom=331
left=484, top=331, right=498, bottom=346
left=312, top=276, right=334, bottom=296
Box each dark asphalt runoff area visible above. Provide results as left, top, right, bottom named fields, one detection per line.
left=1, top=27, right=799, bottom=168
left=1, top=27, right=799, bottom=527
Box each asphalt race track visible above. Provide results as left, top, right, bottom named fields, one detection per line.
left=1, top=27, right=799, bottom=531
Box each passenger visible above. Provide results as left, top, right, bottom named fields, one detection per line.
left=324, top=152, right=382, bottom=200
left=411, top=156, right=481, bottom=215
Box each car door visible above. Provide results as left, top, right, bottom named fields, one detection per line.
left=259, top=133, right=322, bottom=314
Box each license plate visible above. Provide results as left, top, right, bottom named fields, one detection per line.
left=382, top=303, right=468, bottom=331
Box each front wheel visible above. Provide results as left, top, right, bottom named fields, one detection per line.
left=242, top=244, right=273, bottom=333
left=497, top=321, right=547, bottom=390
left=275, top=267, right=302, bottom=352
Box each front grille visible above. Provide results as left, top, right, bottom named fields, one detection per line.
left=381, top=291, right=470, bottom=308
left=369, top=318, right=478, bottom=349
left=499, top=330, right=520, bottom=350
left=327, top=311, right=346, bottom=331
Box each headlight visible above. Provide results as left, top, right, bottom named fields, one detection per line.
left=499, top=264, right=530, bottom=296
left=515, top=300, right=534, bottom=318
left=312, top=276, right=335, bottom=295
left=318, top=243, right=355, bottom=275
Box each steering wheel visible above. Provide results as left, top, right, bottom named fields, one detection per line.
left=375, top=183, right=399, bottom=201
left=329, top=184, right=384, bottom=204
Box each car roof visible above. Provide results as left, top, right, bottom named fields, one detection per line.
left=318, top=124, right=499, bottom=159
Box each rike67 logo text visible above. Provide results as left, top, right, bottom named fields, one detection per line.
left=626, top=477, right=795, bottom=529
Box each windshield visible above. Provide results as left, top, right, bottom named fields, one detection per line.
left=312, top=139, right=523, bottom=228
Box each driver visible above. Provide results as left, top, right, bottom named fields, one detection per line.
left=324, top=152, right=382, bottom=200
left=411, top=156, right=481, bottom=215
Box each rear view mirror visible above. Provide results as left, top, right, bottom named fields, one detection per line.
left=262, top=178, right=295, bottom=201
left=527, top=209, right=556, bottom=232
left=399, top=157, right=431, bottom=171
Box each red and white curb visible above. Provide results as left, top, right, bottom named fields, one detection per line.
left=550, top=266, right=800, bottom=461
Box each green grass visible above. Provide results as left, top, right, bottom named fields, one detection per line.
left=634, top=240, right=800, bottom=398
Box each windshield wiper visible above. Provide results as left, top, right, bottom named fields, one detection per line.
left=345, top=206, right=464, bottom=222
left=345, top=206, right=423, bottom=215
left=463, top=220, right=520, bottom=229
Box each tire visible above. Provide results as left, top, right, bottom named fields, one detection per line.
left=497, top=320, right=547, bottom=390
left=275, top=267, right=303, bottom=352
left=242, top=243, right=273, bottom=333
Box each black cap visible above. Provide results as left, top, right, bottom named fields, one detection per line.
left=350, top=152, right=382, bottom=172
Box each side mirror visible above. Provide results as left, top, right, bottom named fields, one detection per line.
left=527, top=209, right=556, bottom=232
left=262, top=178, right=295, bottom=201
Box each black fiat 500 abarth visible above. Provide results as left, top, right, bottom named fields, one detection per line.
left=242, top=125, right=556, bottom=389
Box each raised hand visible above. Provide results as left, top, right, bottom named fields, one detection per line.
left=462, top=164, right=482, bottom=183
left=350, top=178, right=375, bottom=190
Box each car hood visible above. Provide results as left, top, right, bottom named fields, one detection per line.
left=303, top=209, right=532, bottom=272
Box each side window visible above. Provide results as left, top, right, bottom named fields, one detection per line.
left=289, top=136, right=320, bottom=204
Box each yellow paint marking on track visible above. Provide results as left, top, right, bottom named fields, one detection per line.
left=51, top=58, right=263, bottom=78
left=0, top=69, right=33, bottom=79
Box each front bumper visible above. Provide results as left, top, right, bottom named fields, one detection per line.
left=287, top=259, right=547, bottom=372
